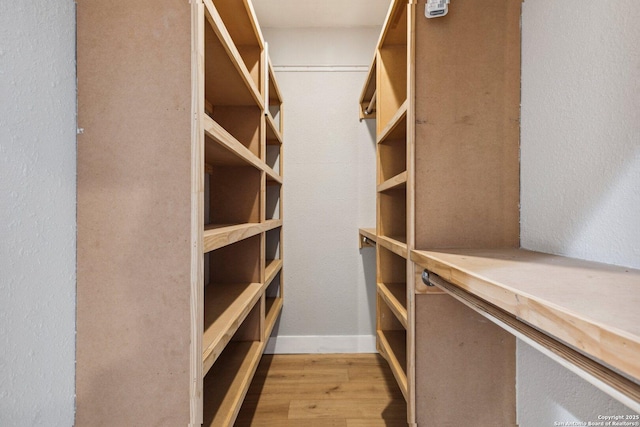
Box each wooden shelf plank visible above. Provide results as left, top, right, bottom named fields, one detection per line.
left=265, top=164, right=282, bottom=185
left=377, top=99, right=407, bottom=144
left=204, top=219, right=282, bottom=253
left=378, top=282, right=408, bottom=329
left=202, top=283, right=262, bottom=375
left=359, top=228, right=377, bottom=242
left=210, top=0, right=264, bottom=48
left=203, top=0, right=264, bottom=109
left=411, top=248, right=640, bottom=383
left=376, top=0, right=408, bottom=49
left=377, top=235, right=408, bottom=259
left=377, top=330, right=408, bottom=400
left=265, top=296, right=284, bottom=340
left=266, top=113, right=283, bottom=145
left=265, top=259, right=283, bottom=287
left=359, top=227, right=377, bottom=248
left=204, top=115, right=265, bottom=170
left=378, top=171, right=407, bottom=193
left=359, top=53, right=377, bottom=120
left=203, top=340, right=263, bottom=427
left=268, top=60, right=283, bottom=107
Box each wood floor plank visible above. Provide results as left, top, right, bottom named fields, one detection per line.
left=346, top=419, right=407, bottom=427
left=237, top=419, right=348, bottom=427
left=348, top=364, right=398, bottom=383
left=304, top=353, right=383, bottom=367
left=288, top=399, right=406, bottom=420
left=257, top=354, right=307, bottom=370
left=236, top=353, right=407, bottom=426
left=293, top=381, right=402, bottom=400
left=252, top=368, right=350, bottom=384
left=249, top=381, right=401, bottom=401
left=235, top=398, right=290, bottom=419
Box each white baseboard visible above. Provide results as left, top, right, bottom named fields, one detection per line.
left=265, top=335, right=377, bottom=354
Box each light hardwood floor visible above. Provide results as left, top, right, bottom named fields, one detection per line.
left=236, top=353, right=407, bottom=426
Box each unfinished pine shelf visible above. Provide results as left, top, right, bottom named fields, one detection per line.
left=358, top=227, right=377, bottom=248
left=359, top=53, right=377, bottom=120
left=77, top=0, right=284, bottom=425
left=412, top=248, right=640, bottom=414
left=359, top=0, right=521, bottom=425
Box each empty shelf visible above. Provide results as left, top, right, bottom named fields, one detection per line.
left=378, top=171, right=408, bottom=193
left=377, top=235, right=408, bottom=259
left=265, top=259, right=283, bottom=287
left=203, top=340, right=263, bottom=426
left=266, top=113, right=283, bottom=145
left=377, top=330, right=408, bottom=400
left=202, top=282, right=262, bottom=375
left=378, top=282, right=408, bottom=328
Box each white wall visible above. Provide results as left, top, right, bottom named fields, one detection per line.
left=0, top=1, right=77, bottom=426
left=264, top=28, right=380, bottom=353
left=520, top=0, right=640, bottom=425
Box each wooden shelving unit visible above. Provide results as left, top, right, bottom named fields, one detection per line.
left=200, top=0, right=285, bottom=425
left=77, top=0, right=284, bottom=425
left=359, top=0, right=521, bottom=425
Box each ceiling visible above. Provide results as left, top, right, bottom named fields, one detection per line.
left=252, top=0, right=391, bottom=28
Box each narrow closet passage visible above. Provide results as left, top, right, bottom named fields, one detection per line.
left=236, top=354, right=405, bottom=426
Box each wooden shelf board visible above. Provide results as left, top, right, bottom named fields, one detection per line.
left=377, top=235, right=408, bottom=259
left=411, top=248, right=640, bottom=383
left=359, top=53, right=377, bottom=120
left=359, top=227, right=377, bottom=248
left=377, top=0, right=407, bottom=48
left=378, top=282, right=408, bottom=329
left=266, top=113, right=283, bottom=145
left=203, top=340, right=263, bottom=427
left=265, top=259, right=283, bottom=287
left=377, top=99, right=407, bottom=144
left=204, top=135, right=257, bottom=169
left=202, top=282, right=262, bottom=375
left=265, top=296, right=284, bottom=340
left=210, top=0, right=264, bottom=48
left=359, top=227, right=377, bottom=242
left=377, top=329, right=408, bottom=400
left=204, top=219, right=282, bottom=253
left=378, top=0, right=407, bottom=48
left=378, top=171, right=408, bottom=193
left=204, top=115, right=264, bottom=169
left=268, top=61, right=283, bottom=106
left=203, top=0, right=264, bottom=109
left=265, top=165, right=282, bottom=184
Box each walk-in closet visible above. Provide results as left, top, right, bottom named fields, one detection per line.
left=3, top=0, right=639, bottom=426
